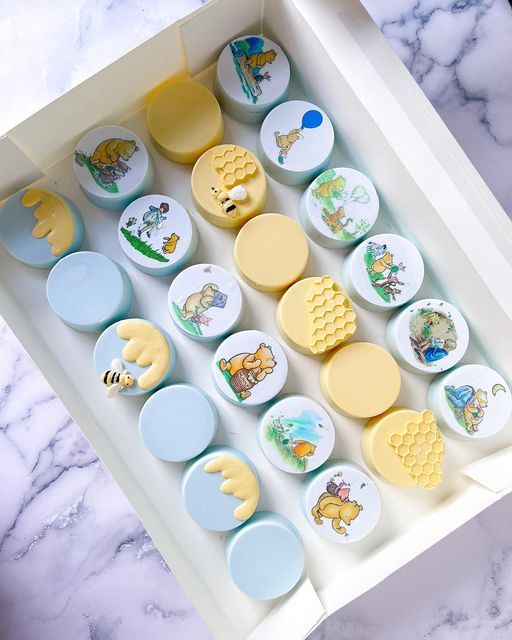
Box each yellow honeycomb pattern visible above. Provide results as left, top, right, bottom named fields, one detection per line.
left=305, top=276, right=357, bottom=355
left=212, top=145, right=257, bottom=188
left=388, top=409, right=444, bottom=489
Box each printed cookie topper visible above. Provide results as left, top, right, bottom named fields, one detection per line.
left=73, top=125, right=150, bottom=202
left=428, top=364, right=511, bottom=440
left=302, top=168, right=379, bottom=247
left=386, top=299, right=469, bottom=374
left=118, top=195, right=195, bottom=274
left=229, top=36, right=280, bottom=104
left=216, top=35, right=290, bottom=123
left=259, top=100, right=334, bottom=183
left=302, top=461, right=381, bottom=543
left=212, top=330, right=288, bottom=406
left=258, top=395, right=335, bottom=473
left=168, top=264, right=243, bottom=340
left=342, top=233, right=424, bottom=311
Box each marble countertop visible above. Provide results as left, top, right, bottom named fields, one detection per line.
left=1, top=1, right=512, bottom=638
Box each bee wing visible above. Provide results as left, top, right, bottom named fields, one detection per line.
left=107, top=383, right=122, bottom=399
left=111, top=358, right=124, bottom=373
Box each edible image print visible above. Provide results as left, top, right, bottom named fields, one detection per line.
left=445, top=380, right=508, bottom=437
left=230, top=36, right=278, bottom=104
left=260, top=396, right=334, bottom=473
left=305, top=465, right=380, bottom=543
left=364, top=240, right=406, bottom=304
left=74, top=137, right=139, bottom=193
left=310, top=168, right=378, bottom=242
left=409, top=307, right=458, bottom=367
left=169, top=264, right=242, bottom=339
left=218, top=342, right=277, bottom=402
left=274, top=109, right=323, bottom=165
left=311, top=473, right=364, bottom=537
left=118, top=196, right=192, bottom=268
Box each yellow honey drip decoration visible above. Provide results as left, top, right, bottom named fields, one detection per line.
left=388, top=409, right=444, bottom=489
left=117, top=320, right=170, bottom=391
left=306, top=276, right=357, bottom=354
left=22, top=188, right=75, bottom=256
left=204, top=454, right=259, bottom=521
left=212, top=144, right=257, bottom=188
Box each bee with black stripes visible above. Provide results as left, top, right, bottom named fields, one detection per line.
left=101, top=358, right=135, bottom=398
left=210, top=184, right=248, bottom=219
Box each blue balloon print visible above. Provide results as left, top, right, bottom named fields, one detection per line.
left=301, top=110, right=323, bottom=130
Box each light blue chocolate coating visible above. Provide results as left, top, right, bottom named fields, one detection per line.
left=225, top=511, right=304, bottom=600
left=46, top=251, right=133, bottom=332
left=0, top=188, right=84, bottom=268
left=139, top=384, right=218, bottom=461
left=93, top=319, right=175, bottom=397
left=182, top=446, right=259, bottom=532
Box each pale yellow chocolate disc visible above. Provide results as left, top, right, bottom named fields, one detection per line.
left=192, top=144, right=267, bottom=228
left=233, top=214, right=309, bottom=291
left=320, top=342, right=400, bottom=418
left=147, top=80, right=223, bottom=164
left=276, top=276, right=356, bottom=355
left=361, top=408, right=444, bottom=489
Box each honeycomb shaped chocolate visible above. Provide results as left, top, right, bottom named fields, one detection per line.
left=212, top=145, right=257, bottom=188
left=305, top=276, right=357, bottom=355
left=388, top=410, right=444, bottom=489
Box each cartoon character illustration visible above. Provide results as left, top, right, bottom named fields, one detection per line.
left=137, top=202, right=169, bottom=239
left=311, top=171, right=371, bottom=241
left=322, top=206, right=352, bottom=234
left=230, top=37, right=276, bottom=103
left=274, top=110, right=324, bottom=164
left=274, top=128, right=303, bottom=161
left=313, top=175, right=345, bottom=200
left=311, top=477, right=363, bottom=536
left=445, top=385, right=489, bottom=435
left=100, top=358, right=135, bottom=398
left=409, top=307, right=458, bottom=366
left=265, top=410, right=323, bottom=472
left=172, top=282, right=228, bottom=337
left=120, top=202, right=173, bottom=264
left=74, top=138, right=138, bottom=193
left=218, top=344, right=276, bottom=400
left=162, top=233, right=179, bottom=254
left=210, top=184, right=248, bottom=218
left=363, top=242, right=406, bottom=303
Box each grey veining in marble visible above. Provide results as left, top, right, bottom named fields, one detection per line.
left=1, top=1, right=512, bottom=639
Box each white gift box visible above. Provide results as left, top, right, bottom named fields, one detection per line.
left=1, top=0, right=511, bottom=638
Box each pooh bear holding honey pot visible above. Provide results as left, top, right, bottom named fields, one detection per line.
left=219, top=343, right=276, bottom=399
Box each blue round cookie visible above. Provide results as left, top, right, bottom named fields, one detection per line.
left=182, top=446, right=260, bottom=531
left=94, top=318, right=176, bottom=397
left=0, top=188, right=84, bottom=268
left=226, top=511, right=304, bottom=600
left=139, top=384, right=218, bottom=461
left=47, top=251, right=133, bottom=332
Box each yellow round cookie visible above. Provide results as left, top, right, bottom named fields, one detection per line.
left=320, top=342, right=401, bottom=418
left=276, top=276, right=357, bottom=355
left=147, top=80, right=223, bottom=164
left=361, top=408, right=444, bottom=489
left=233, top=214, right=309, bottom=291
left=192, top=144, right=267, bottom=228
